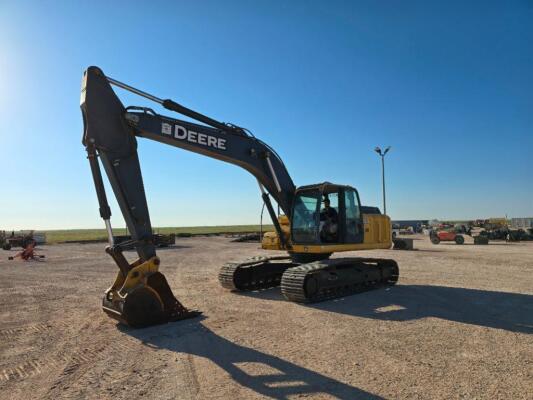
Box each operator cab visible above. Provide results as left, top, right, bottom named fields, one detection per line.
left=291, top=182, right=364, bottom=245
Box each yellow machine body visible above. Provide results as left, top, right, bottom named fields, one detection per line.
left=262, top=213, right=392, bottom=253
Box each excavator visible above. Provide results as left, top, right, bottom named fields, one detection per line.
left=81, top=66, right=399, bottom=328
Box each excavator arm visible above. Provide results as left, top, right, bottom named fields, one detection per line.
left=80, top=66, right=296, bottom=326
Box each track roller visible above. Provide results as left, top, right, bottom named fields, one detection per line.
left=281, top=258, right=399, bottom=303
left=219, top=256, right=297, bottom=291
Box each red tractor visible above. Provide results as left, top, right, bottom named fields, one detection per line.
left=430, top=230, right=465, bottom=245
left=1, top=231, right=37, bottom=250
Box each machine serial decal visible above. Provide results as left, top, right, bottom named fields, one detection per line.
left=161, top=122, right=227, bottom=150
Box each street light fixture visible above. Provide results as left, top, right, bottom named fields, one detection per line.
left=374, top=146, right=391, bottom=215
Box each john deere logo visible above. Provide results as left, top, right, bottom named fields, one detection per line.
left=161, top=123, right=227, bottom=150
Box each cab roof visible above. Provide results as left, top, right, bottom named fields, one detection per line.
left=295, top=182, right=357, bottom=195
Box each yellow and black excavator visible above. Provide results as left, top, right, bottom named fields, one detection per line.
left=81, top=66, right=398, bottom=327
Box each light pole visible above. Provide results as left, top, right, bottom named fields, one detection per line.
left=374, top=146, right=391, bottom=215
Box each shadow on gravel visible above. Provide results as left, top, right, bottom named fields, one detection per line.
left=123, top=245, right=191, bottom=252
left=409, top=249, right=444, bottom=252
left=313, top=285, right=533, bottom=334
left=122, top=318, right=383, bottom=400
left=240, top=285, right=533, bottom=334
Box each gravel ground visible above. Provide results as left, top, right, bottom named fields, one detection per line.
left=0, top=235, right=531, bottom=399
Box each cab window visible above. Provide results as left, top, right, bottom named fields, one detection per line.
left=292, top=191, right=320, bottom=243
left=344, top=189, right=362, bottom=242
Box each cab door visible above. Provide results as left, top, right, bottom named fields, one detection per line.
left=291, top=190, right=321, bottom=244
left=341, top=188, right=364, bottom=244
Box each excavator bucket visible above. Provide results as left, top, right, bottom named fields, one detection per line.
left=102, top=256, right=200, bottom=328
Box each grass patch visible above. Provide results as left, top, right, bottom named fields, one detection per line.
left=43, top=225, right=274, bottom=243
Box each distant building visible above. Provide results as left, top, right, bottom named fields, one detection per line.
left=511, top=218, right=533, bottom=229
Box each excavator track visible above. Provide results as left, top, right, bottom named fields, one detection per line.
left=281, top=258, right=399, bottom=303
left=219, top=256, right=298, bottom=291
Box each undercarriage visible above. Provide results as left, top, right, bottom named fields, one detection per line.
left=219, top=256, right=399, bottom=302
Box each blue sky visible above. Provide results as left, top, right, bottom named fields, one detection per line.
left=0, top=1, right=531, bottom=230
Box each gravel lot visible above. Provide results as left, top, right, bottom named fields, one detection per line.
left=0, top=235, right=531, bottom=399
